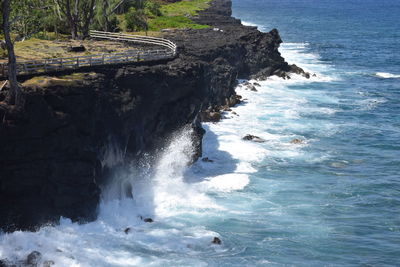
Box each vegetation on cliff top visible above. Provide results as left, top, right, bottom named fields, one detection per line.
left=148, top=0, right=210, bottom=30
left=0, top=0, right=211, bottom=106
left=1, top=0, right=210, bottom=62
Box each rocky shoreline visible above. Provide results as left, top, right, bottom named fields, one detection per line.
left=0, top=0, right=306, bottom=232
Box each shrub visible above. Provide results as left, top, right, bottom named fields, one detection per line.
left=125, top=8, right=148, bottom=32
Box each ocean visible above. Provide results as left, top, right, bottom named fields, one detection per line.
left=1, top=0, right=400, bottom=266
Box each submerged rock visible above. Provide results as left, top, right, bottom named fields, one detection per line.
left=212, top=237, right=222, bottom=245
left=26, top=251, right=42, bottom=266
left=0, top=259, right=10, bottom=267
left=290, top=138, right=303, bottom=144
left=201, top=157, right=214, bottom=163
left=247, top=85, right=258, bottom=92
left=243, top=134, right=266, bottom=143
left=124, top=227, right=131, bottom=234
left=143, top=218, right=154, bottom=223
left=43, top=260, right=55, bottom=267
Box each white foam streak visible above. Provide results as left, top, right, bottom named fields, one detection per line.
left=375, top=72, right=400, bottom=79
left=280, top=43, right=338, bottom=82
left=241, top=21, right=258, bottom=27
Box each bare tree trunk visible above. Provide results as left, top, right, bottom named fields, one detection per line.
left=70, top=0, right=80, bottom=39
left=56, top=0, right=78, bottom=39
left=2, top=0, right=22, bottom=106
left=103, top=0, right=110, bottom=32
left=81, top=0, right=96, bottom=38
left=53, top=0, right=63, bottom=39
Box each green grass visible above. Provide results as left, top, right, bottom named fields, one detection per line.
left=118, top=0, right=211, bottom=32
left=160, top=0, right=211, bottom=17
left=147, top=0, right=211, bottom=31
left=148, top=16, right=209, bottom=31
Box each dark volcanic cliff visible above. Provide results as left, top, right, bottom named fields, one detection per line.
left=0, top=0, right=299, bottom=232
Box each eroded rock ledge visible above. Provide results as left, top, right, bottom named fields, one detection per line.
left=0, top=0, right=305, bottom=232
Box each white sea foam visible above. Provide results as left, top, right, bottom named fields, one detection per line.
left=0, top=127, right=224, bottom=266
left=356, top=97, right=387, bottom=111
left=280, top=43, right=338, bottom=82
left=241, top=21, right=258, bottom=27
left=375, top=72, right=400, bottom=79
left=200, top=174, right=250, bottom=192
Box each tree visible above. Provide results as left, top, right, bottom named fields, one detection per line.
left=102, top=0, right=110, bottom=31
left=125, top=7, right=148, bottom=32
left=1, top=0, right=22, bottom=106
left=54, top=0, right=96, bottom=39
left=94, top=0, right=128, bottom=32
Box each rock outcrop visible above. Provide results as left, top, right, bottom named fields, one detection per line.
left=0, top=0, right=303, bottom=232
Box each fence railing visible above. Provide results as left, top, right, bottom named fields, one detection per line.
left=90, top=30, right=177, bottom=53
left=0, top=31, right=177, bottom=78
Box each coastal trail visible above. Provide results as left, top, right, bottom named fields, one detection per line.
left=0, top=31, right=177, bottom=79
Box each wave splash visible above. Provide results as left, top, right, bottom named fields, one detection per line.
left=0, top=127, right=224, bottom=266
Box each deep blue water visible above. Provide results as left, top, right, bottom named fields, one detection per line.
left=229, top=0, right=400, bottom=265
left=1, top=0, right=399, bottom=266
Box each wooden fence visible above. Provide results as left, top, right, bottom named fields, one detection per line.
left=0, top=31, right=177, bottom=78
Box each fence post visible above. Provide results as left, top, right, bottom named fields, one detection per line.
left=102, top=54, right=105, bottom=65
left=76, top=57, right=80, bottom=68
left=60, top=58, right=63, bottom=69
left=89, top=56, right=92, bottom=66
left=44, top=60, right=48, bottom=72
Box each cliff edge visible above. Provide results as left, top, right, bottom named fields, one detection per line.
left=0, top=0, right=302, bottom=232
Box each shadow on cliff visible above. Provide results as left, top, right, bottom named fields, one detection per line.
left=184, top=124, right=239, bottom=184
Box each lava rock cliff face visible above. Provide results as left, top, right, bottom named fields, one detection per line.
left=0, top=0, right=296, bottom=232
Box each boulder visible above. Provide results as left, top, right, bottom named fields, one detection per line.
left=289, top=64, right=311, bottom=78
left=200, top=111, right=222, bottom=122
left=143, top=218, right=153, bottom=223
left=227, top=95, right=242, bottom=106
left=212, top=237, right=222, bottom=245
left=243, top=134, right=265, bottom=143
left=67, top=45, right=86, bottom=53
left=124, top=227, right=131, bottom=234
left=290, top=138, right=303, bottom=144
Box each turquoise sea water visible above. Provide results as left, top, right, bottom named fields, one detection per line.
left=1, top=0, right=399, bottom=266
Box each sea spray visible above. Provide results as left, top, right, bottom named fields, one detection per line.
left=0, top=126, right=222, bottom=266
